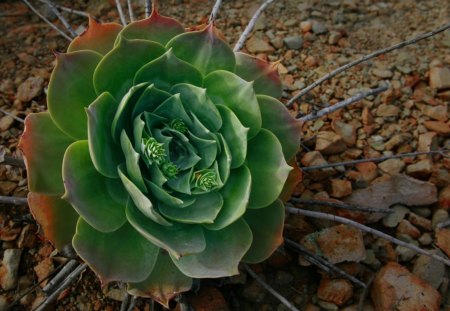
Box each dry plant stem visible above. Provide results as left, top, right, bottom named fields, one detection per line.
left=36, top=0, right=89, bottom=17
left=285, top=206, right=450, bottom=266
left=284, top=239, right=366, bottom=288
left=120, top=293, right=131, bottom=311
left=21, top=0, right=72, bottom=41
left=41, top=0, right=77, bottom=37
left=209, top=0, right=222, bottom=23
left=287, top=22, right=450, bottom=108
left=290, top=197, right=392, bottom=214
left=357, top=275, right=374, bottom=311
left=1, top=155, right=25, bottom=168
left=233, top=0, right=275, bottom=52
left=243, top=264, right=300, bottom=311
left=0, top=195, right=28, bottom=206
left=437, top=219, right=450, bottom=229
left=145, top=0, right=152, bottom=18
left=42, top=259, right=79, bottom=294
left=298, top=85, right=388, bottom=122
left=115, top=0, right=127, bottom=26
left=127, top=0, right=135, bottom=22
left=126, top=296, right=137, bottom=311
left=0, top=108, right=24, bottom=123
left=34, top=263, right=87, bottom=311
left=301, top=149, right=449, bottom=172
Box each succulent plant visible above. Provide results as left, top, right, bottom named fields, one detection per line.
left=20, top=8, right=301, bottom=307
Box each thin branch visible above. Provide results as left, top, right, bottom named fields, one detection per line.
left=145, top=0, right=152, bottom=18
left=127, top=0, right=135, bottom=22
left=233, top=0, right=275, bottom=52
left=243, top=264, right=300, bottom=311
left=0, top=108, right=24, bottom=123
left=126, top=296, right=137, bottom=311
left=284, top=239, right=366, bottom=288
left=41, top=0, right=77, bottom=37
left=42, top=259, right=79, bottom=294
left=34, top=263, right=87, bottom=311
left=286, top=22, right=450, bottom=108
left=301, top=149, right=449, bottom=172
left=22, top=0, right=72, bottom=41
left=437, top=219, right=450, bottom=229
left=209, top=0, right=222, bottom=23
left=115, top=0, right=127, bottom=26
left=1, top=155, right=26, bottom=168
left=298, top=85, right=388, bottom=122
left=358, top=275, right=374, bottom=311
left=37, top=0, right=89, bottom=17
left=285, top=206, right=450, bottom=267
left=0, top=196, right=28, bottom=206
left=120, top=293, right=131, bottom=311
left=290, top=198, right=392, bottom=214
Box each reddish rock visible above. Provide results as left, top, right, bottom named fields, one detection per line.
left=422, top=105, right=448, bottom=122
left=407, top=212, right=432, bottom=231
left=418, top=132, right=438, bottom=153
left=423, top=121, right=450, bottom=136
left=189, top=287, right=229, bottom=311
left=332, top=120, right=356, bottom=146
left=329, top=179, right=352, bottom=198
left=317, top=278, right=353, bottom=306
left=378, top=159, right=405, bottom=175
left=16, top=76, right=44, bottom=102
left=396, top=219, right=421, bottom=239
left=429, top=66, right=450, bottom=90
left=355, top=162, right=378, bottom=183
left=439, top=185, right=450, bottom=210
left=315, top=131, right=347, bottom=155
left=436, top=228, right=450, bottom=257
left=405, top=159, right=433, bottom=179
left=34, top=257, right=53, bottom=285
left=301, top=151, right=335, bottom=180
left=246, top=36, right=274, bottom=53
left=371, top=262, right=441, bottom=311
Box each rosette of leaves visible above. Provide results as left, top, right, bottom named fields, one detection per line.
left=20, top=9, right=301, bottom=307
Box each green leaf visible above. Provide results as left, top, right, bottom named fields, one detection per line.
left=117, top=10, right=184, bottom=45
left=111, top=82, right=149, bottom=142
left=62, top=141, right=127, bottom=232
left=87, top=92, right=124, bottom=178
left=132, top=84, right=171, bottom=118
left=243, top=199, right=284, bottom=263
left=68, top=17, right=122, bottom=55
left=170, top=84, right=222, bottom=132
left=118, top=165, right=171, bottom=226
left=127, top=252, right=192, bottom=309
left=134, top=49, right=203, bottom=92
left=216, top=105, right=248, bottom=168
left=146, top=180, right=184, bottom=207
left=166, top=24, right=235, bottom=75
left=159, top=191, right=223, bottom=224
left=204, top=165, right=251, bottom=230
left=217, top=134, right=231, bottom=184
left=257, top=95, right=301, bottom=160
left=120, top=130, right=146, bottom=192
left=234, top=52, right=282, bottom=99
left=204, top=70, right=261, bottom=139
left=148, top=164, right=168, bottom=187
left=73, top=219, right=159, bottom=283
left=126, top=202, right=206, bottom=259
left=28, top=192, right=78, bottom=250
left=93, top=37, right=165, bottom=100
left=189, top=132, right=217, bottom=169
left=166, top=168, right=192, bottom=194
left=20, top=112, right=74, bottom=195
left=152, top=94, right=193, bottom=127
left=48, top=50, right=102, bottom=139
left=171, top=219, right=252, bottom=278
left=246, top=129, right=292, bottom=209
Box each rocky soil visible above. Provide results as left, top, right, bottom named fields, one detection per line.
left=0, top=0, right=450, bottom=310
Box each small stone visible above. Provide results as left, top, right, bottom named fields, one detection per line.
left=304, top=55, right=317, bottom=67
left=384, top=134, right=408, bottom=151
left=189, top=287, right=229, bottom=311
left=312, top=21, right=328, bottom=34
left=332, top=120, right=356, bottom=146
left=0, top=79, right=15, bottom=95
left=329, top=179, right=352, bottom=198
left=0, top=249, right=23, bottom=290
left=436, top=228, right=450, bottom=257
left=368, top=135, right=385, bottom=151
left=328, top=31, right=342, bottom=45
left=274, top=271, right=294, bottom=286
left=418, top=132, right=438, bottom=152
left=270, top=37, right=284, bottom=49
left=242, top=279, right=266, bottom=302
left=422, top=105, right=448, bottom=121
left=438, top=185, right=450, bottom=210
left=317, top=278, right=353, bottom=306
left=300, top=21, right=312, bottom=32
left=405, top=159, right=433, bottom=179
left=423, top=121, right=450, bottom=136
left=317, top=301, right=338, bottom=311
left=371, top=262, right=441, bottom=311
left=382, top=205, right=409, bottom=228
left=34, top=257, right=53, bottom=285
left=315, top=131, right=347, bottom=155
left=396, top=243, right=417, bottom=262
left=301, top=151, right=334, bottom=180
left=396, top=219, right=421, bottom=239
left=103, top=286, right=127, bottom=301
left=372, top=68, right=393, bottom=79
left=362, top=107, right=374, bottom=125
left=0, top=116, right=14, bottom=132
left=407, top=212, right=432, bottom=231
left=283, top=36, right=303, bottom=50
left=429, top=67, right=450, bottom=90
left=246, top=37, right=274, bottom=53
left=378, top=159, right=405, bottom=175
left=432, top=209, right=449, bottom=228
left=18, top=224, right=38, bottom=249
left=16, top=76, right=44, bottom=102
left=418, top=232, right=433, bottom=245
left=0, top=181, right=17, bottom=196
left=376, top=104, right=399, bottom=117
left=412, top=251, right=445, bottom=289
left=355, top=162, right=378, bottom=183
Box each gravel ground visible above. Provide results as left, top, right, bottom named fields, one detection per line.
left=0, top=0, right=449, bottom=310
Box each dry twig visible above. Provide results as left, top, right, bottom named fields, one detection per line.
left=127, top=0, right=135, bottom=22
left=209, top=0, right=222, bottom=23
left=0, top=196, right=28, bottom=206
left=22, top=0, right=72, bottom=41
left=42, top=259, right=79, bottom=294
left=0, top=108, right=24, bottom=123
left=145, top=0, right=152, bottom=18
left=0, top=155, right=25, bottom=168
left=115, top=0, right=127, bottom=26
left=285, top=206, right=450, bottom=267
left=290, top=198, right=392, bottom=214
left=286, top=22, right=450, bottom=108
left=297, top=85, right=388, bottom=122
left=37, top=0, right=89, bottom=17
left=41, top=0, right=77, bottom=37
left=233, top=0, right=275, bottom=52
left=300, top=149, right=449, bottom=172
left=243, top=264, right=300, bottom=311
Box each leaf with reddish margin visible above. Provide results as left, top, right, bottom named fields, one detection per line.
left=235, top=52, right=282, bottom=99
left=242, top=199, right=284, bottom=263
left=127, top=251, right=192, bottom=308
left=166, top=24, right=235, bottom=76
left=118, top=10, right=184, bottom=45
left=68, top=17, right=122, bottom=55
left=279, top=158, right=302, bottom=203
left=73, top=218, right=159, bottom=284
left=28, top=192, right=78, bottom=250
left=19, top=112, right=74, bottom=195
left=48, top=50, right=102, bottom=140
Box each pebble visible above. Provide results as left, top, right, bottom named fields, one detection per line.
left=405, top=159, right=433, bottom=179
left=371, top=262, right=441, bottom=311
left=431, top=209, right=449, bottom=228
left=301, top=151, right=335, bottom=180
left=242, top=279, right=267, bottom=302
left=328, top=31, right=342, bottom=45
left=312, top=21, right=328, bottom=34
left=435, top=228, right=450, bottom=257
left=396, top=219, right=421, bottom=239
left=372, top=68, right=393, bottom=79
left=412, top=252, right=445, bottom=288
left=329, top=179, right=352, bottom=198
left=16, top=76, right=44, bottom=102
left=315, top=131, right=347, bottom=155
left=103, top=285, right=127, bottom=301
left=246, top=37, right=275, bottom=53
left=423, top=121, right=450, bottom=136
left=378, top=158, right=405, bottom=175
left=438, top=185, right=450, bottom=210
left=0, top=249, right=23, bottom=290
left=274, top=270, right=294, bottom=286
left=418, top=132, right=438, bottom=152
left=382, top=205, right=409, bottom=228
left=283, top=36, right=303, bottom=50
left=418, top=232, right=433, bottom=245
left=331, top=120, right=356, bottom=146
left=376, top=104, right=399, bottom=117
left=429, top=66, right=450, bottom=90
left=0, top=116, right=14, bottom=132
left=317, top=278, right=353, bottom=306
left=300, top=21, right=312, bottom=32
left=407, top=212, right=432, bottom=231
left=422, top=105, right=448, bottom=121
